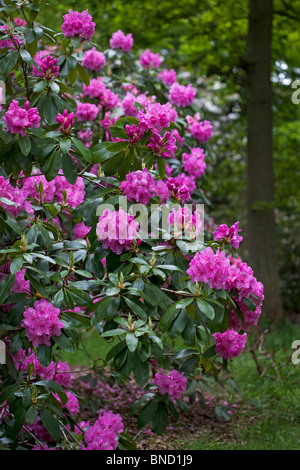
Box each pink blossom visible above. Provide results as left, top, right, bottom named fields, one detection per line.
left=138, top=102, right=171, bottom=132
left=22, top=173, right=56, bottom=203
left=140, top=49, right=161, bottom=69
left=21, top=299, right=64, bottom=347
left=156, top=180, right=170, bottom=204
left=32, top=52, right=59, bottom=80
left=172, top=129, right=185, bottom=147
left=83, top=410, right=123, bottom=450
left=14, top=17, right=26, bottom=26
left=82, top=47, right=106, bottom=71
left=169, top=82, right=196, bottom=108
left=165, top=177, right=191, bottom=203
left=182, top=147, right=206, bottom=179
left=125, top=124, right=143, bottom=143
left=173, top=173, right=196, bottom=194
left=229, top=299, right=262, bottom=333
left=55, top=391, right=79, bottom=415
left=147, top=130, right=177, bottom=158
left=213, top=329, right=247, bottom=360
left=120, top=168, right=156, bottom=205
left=75, top=102, right=99, bottom=122
left=153, top=369, right=187, bottom=401
left=110, top=30, right=133, bottom=52
left=190, top=120, right=213, bottom=144
left=3, top=100, right=40, bottom=136
left=121, top=91, right=149, bottom=117
left=213, top=221, right=243, bottom=249
left=78, top=129, right=93, bottom=145
left=186, top=247, right=231, bottom=290
left=168, top=206, right=202, bottom=239
left=56, top=109, right=74, bottom=135
left=61, top=9, right=95, bottom=42
left=73, top=221, right=91, bottom=239
left=0, top=176, right=33, bottom=216
left=157, top=68, right=177, bottom=86
left=54, top=173, right=85, bottom=208
left=96, top=208, right=139, bottom=254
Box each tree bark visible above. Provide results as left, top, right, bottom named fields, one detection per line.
left=245, top=0, right=282, bottom=319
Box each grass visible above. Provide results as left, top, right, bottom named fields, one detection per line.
left=183, top=319, right=300, bottom=450
left=61, top=319, right=300, bottom=450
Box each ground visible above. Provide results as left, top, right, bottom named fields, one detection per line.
left=70, top=365, right=243, bottom=450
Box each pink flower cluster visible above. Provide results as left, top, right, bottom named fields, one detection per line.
left=96, top=208, right=139, bottom=254
left=187, top=247, right=231, bottom=290
left=22, top=173, right=56, bottom=203
left=147, top=130, right=177, bottom=158
left=56, top=109, right=75, bottom=135
left=21, top=299, right=64, bottom=347
left=138, top=102, right=177, bottom=132
left=213, top=221, right=243, bottom=249
left=73, top=221, right=91, bottom=239
left=120, top=168, right=156, bottom=204
left=110, top=30, right=133, bottom=52
left=140, top=49, right=161, bottom=69
left=82, top=77, right=120, bottom=110
left=190, top=119, right=213, bottom=144
left=153, top=369, right=187, bottom=401
left=121, top=91, right=150, bottom=117
left=75, top=102, right=99, bottom=122
left=213, top=329, right=247, bottom=360
left=125, top=124, right=143, bottom=143
left=182, top=147, right=206, bottom=179
left=157, top=68, right=177, bottom=86
left=82, top=47, right=106, bottom=71
left=61, top=9, right=95, bottom=42
left=54, top=172, right=85, bottom=207
left=11, top=348, right=72, bottom=387
left=3, top=100, right=40, bottom=136
left=83, top=410, right=123, bottom=450
left=32, top=51, right=59, bottom=80
left=0, top=176, right=33, bottom=216
left=169, top=82, right=196, bottom=108
left=168, top=206, right=202, bottom=239
left=166, top=177, right=191, bottom=203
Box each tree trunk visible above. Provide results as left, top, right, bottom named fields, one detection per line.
left=245, top=0, right=282, bottom=319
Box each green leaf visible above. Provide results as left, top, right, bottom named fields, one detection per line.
left=126, top=332, right=138, bottom=352
left=76, top=62, right=90, bottom=86
left=0, top=51, right=19, bottom=77
left=10, top=256, right=24, bottom=274
left=72, top=137, right=92, bottom=163
left=0, top=274, right=15, bottom=304
left=137, top=396, right=159, bottom=428
left=39, top=408, right=61, bottom=441
left=62, top=152, right=78, bottom=184
left=19, top=135, right=31, bottom=156
left=36, top=344, right=52, bottom=367
left=152, top=402, right=168, bottom=435
left=124, top=297, right=148, bottom=321
left=196, top=298, right=215, bottom=320
left=156, top=156, right=166, bottom=179
left=19, top=49, right=32, bottom=64
left=26, top=405, right=37, bottom=426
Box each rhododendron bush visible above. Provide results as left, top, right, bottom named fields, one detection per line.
left=0, top=0, right=264, bottom=451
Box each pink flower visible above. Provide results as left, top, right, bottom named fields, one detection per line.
left=168, top=206, right=202, bottom=239
left=55, top=391, right=79, bottom=415
left=165, top=177, right=191, bottom=203
left=182, top=147, right=206, bottom=179
left=213, top=221, right=243, bottom=249
left=32, top=52, right=59, bottom=80
left=96, top=208, right=139, bottom=254
left=140, top=49, right=161, bottom=69
left=82, top=47, right=106, bottom=71
left=22, top=173, right=56, bottom=203
left=157, top=68, right=177, bottom=86
left=21, top=299, right=64, bottom=347
left=125, top=124, right=143, bottom=143
left=120, top=168, right=156, bottom=204
left=173, top=173, right=196, bottom=194
left=147, top=130, right=177, bottom=158
left=156, top=180, right=170, bottom=204
left=73, top=221, right=91, bottom=239
left=186, top=247, right=231, bottom=290
left=3, top=100, right=40, bottom=136
left=56, top=109, right=74, bottom=136
left=54, top=173, right=85, bottom=208
left=83, top=411, right=123, bottom=450
left=0, top=176, right=33, bottom=216
left=169, top=82, right=196, bottom=108
left=121, top=91, right=150, bottom=117
left=75, top=102, right=99, bottom=122
left=82, top=77, right=119, bottom=110
left=110, top=30, right=133, bottom=52
left=190, top=120, right=213, bottom=144
left=138, top=102, right=171, bottom=132
left=153, top=369, right=187, bottom=401
left=213, top=329, right=247, bottom=360
left=61, top=9, right=95, bottom=42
